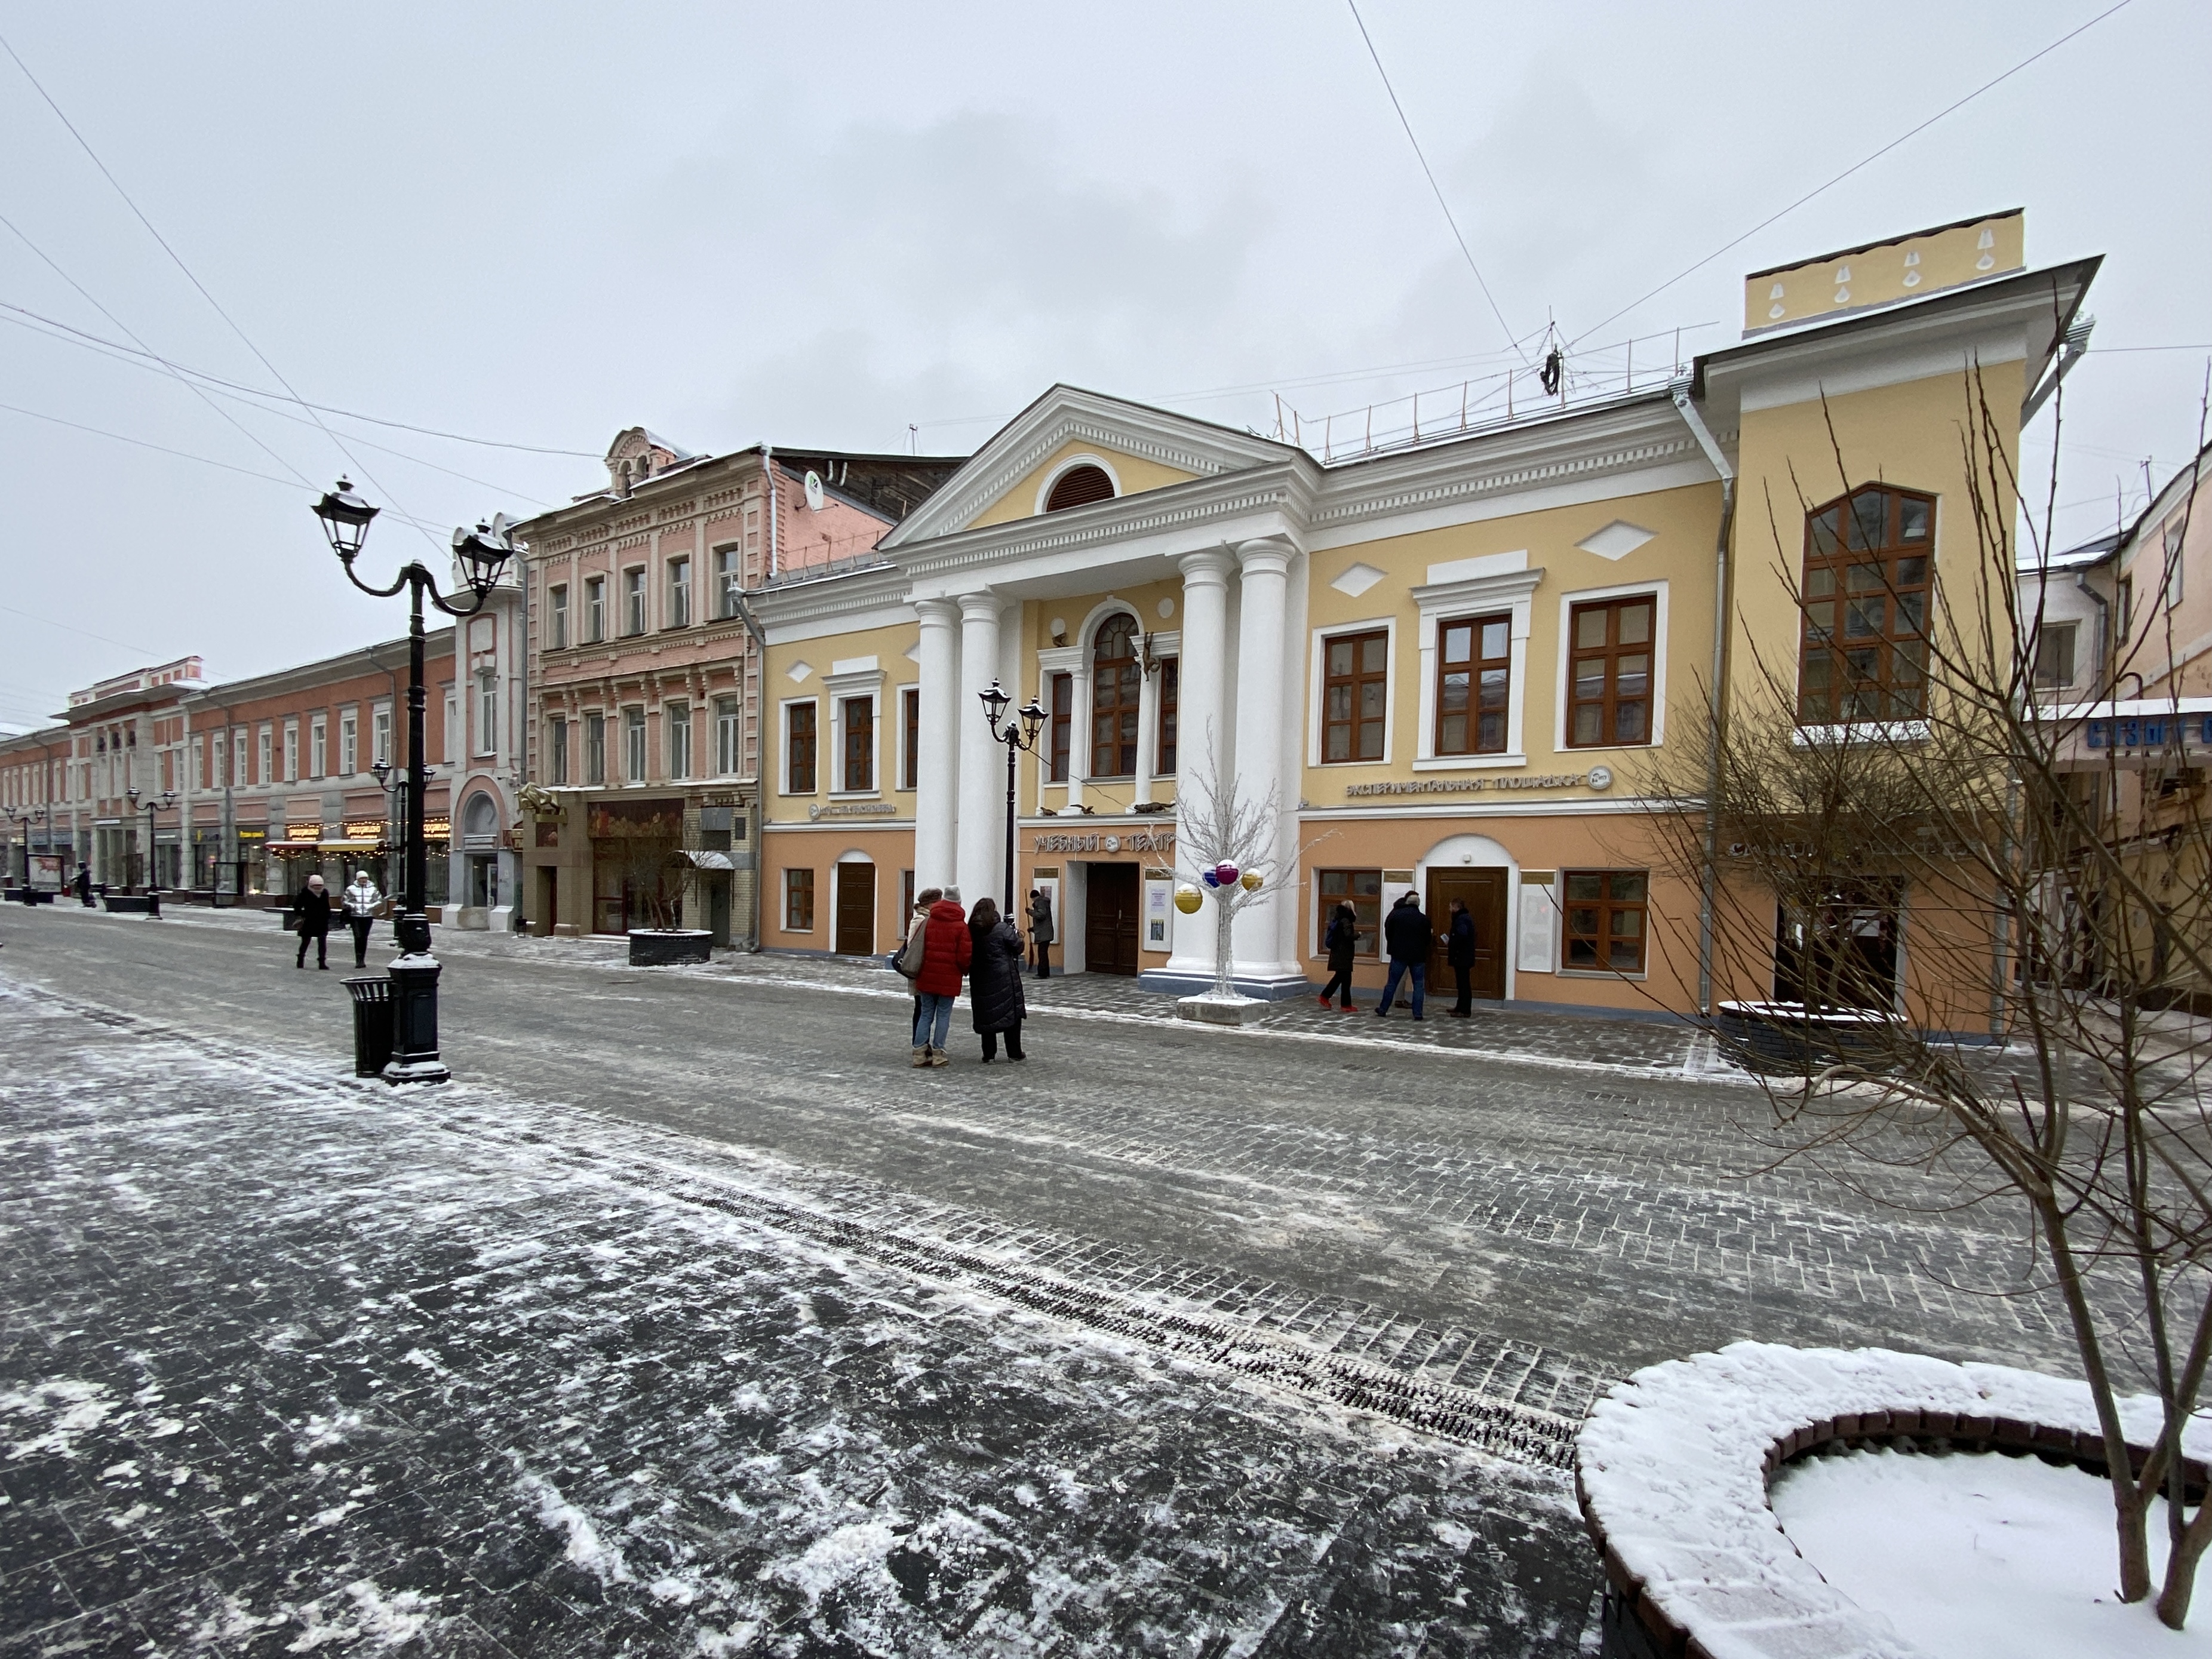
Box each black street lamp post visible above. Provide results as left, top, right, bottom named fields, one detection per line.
left=312, top=480, right=517, bottom=1086
left=125, top=785, right=175, bottom=901
left=978, top=680, right=1049, bottom=913
left=4, top=804, right=45, bottom=892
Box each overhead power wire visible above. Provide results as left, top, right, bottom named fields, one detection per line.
left=1567, top=0, right=2134, bottom=348
left=0, top=300, right=595, bottom=456
left=0, top=308, right=552, bottom=503
left=0, top=30, right=442, bottom=550
left=0, top=208, right=315, bottom=489
left=1344, top=0, right=1526, bottom=363
left=0, top=601, right=158, bottom=662
left=0, top=401, right=447, bottom=531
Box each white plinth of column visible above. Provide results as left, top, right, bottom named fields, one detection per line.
left=913, top=598, right=961, bottom=891
left=955, top=592, right=1005, bottom=905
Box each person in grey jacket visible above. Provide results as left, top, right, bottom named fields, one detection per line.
left=968, top=896, right=1028, bottom=1061
left=1026, top=887, right=1055, bottom=977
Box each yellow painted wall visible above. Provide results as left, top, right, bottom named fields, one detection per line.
left=764, top=619, right=921, bottom=828
left=1728, top=360, right=2026, bottom=721
left=967, top=440, right=1200, bottom=529
left=1299, top=481, right=1725, bottom=805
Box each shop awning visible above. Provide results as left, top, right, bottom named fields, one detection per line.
left=678, top=849, right=736, bottom=871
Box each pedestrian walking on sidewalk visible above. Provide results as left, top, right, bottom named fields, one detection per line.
left=1446, top=898, right=1476, bottom=1016
left=291, top=874, right=333, bottom=970
left=342, top=870, right=383, bottom=968
left=1026, top=887, right=1055, bottom=978
left=1317, top=901, right=1360, bottom=1011
left=73, top=864, right=93, bottom=907
left=1375, top=890, right=1430, bottom=1021
left=910, top=885, right=970, bottom=1068
left=895, top=886, right=940, bottom=1034
left=968, top=896, right=1028, bottom=1062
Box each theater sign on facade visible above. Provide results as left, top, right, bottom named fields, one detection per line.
left=751, top=216, right=2098, bottom=1021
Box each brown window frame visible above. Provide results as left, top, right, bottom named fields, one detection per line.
left=1157, top=656, right=1178, bottom=776
left=1798, top=484, right=1936, bottom=725
left=1316, top=868, right=1384, bottom=958
left=783, top=867, right=815, bottom=932
left=1048, top=672, right=1071, bottom=782
left=1562, top=869, right=1649, bottom=975
left=901, top=686, right=920, bottom=791
left=786, top=701, right=818, bottom=794
left=1322, top=629, right=1390, bottom=763
left=840, top=695, right=874, bottom=793
left=1566, top=595, right=1657, bottom=749
left=1434, top=613, right=1511, bottom=757
left=1090, top=615, right=1141, bottom=779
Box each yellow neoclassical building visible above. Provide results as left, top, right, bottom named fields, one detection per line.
left=750, top=217, right=2097, bottom=1022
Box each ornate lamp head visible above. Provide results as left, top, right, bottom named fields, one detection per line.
left=312, top=478, right=379, bottom=562
left=979, top=679, right=1011, bottom=734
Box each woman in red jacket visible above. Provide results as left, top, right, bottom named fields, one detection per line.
left=911, top=886, right=972, bottom=1067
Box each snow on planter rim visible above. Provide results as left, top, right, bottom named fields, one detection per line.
left=1574, top=1341, right=2212, bottom=1659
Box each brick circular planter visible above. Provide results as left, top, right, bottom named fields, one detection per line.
left=628, top=929, right=712, bottom=967
left=1574, top=1342, right=2211, bottom=1659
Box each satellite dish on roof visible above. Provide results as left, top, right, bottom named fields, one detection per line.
left=803, top=471, right=825, bottom=512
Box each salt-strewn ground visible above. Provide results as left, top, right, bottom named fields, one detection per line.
left=1772, top=1448, right=2209, bottom=1659
left=0, top=982, right=1596, bottom=1656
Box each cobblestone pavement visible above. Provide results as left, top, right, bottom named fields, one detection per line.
left=0, top=906, right=2116, bottom=1654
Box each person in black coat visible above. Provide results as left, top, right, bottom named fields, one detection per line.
left=1376, top=891, right=1431, bottom=1020
left=74, top=864, right=93, bottom=907
left=967, top=896, right=1028, bottom=1061
left=291, top=873, right=333, bottom=969
left=1026, top=888, right=1055, bottom=978
left=1317, top=901, right=1360, bottom=1011
left=1446, top=898, right=1477, bottom=1016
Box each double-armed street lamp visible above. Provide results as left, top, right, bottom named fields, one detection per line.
left=311, top=480, right=518, bottom=1085
left=978, top=680, right=1049, bottom=913
left=125, top=785, right=176, bottom=899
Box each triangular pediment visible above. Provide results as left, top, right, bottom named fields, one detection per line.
left=880, top=385, right=1297, bottom=548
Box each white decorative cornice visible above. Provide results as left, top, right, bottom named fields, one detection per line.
left=881, top=385, right=1297, bottom=548
left=749, top=562, right=917, bottom=637
left=893, top=464, right=1313, bottom=580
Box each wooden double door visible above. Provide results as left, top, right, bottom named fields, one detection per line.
left=834, top=863, right=876, bottom=956
left=1427, top=867, right=1509, bottom=1001
left=1085, top=863, right=1141, bottom=975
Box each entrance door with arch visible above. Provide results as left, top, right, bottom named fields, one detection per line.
left=1426, top=867, right=1510, bottom=1001
left=834, top=858, right=877, bottom=956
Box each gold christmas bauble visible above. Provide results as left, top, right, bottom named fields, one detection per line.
left=1239, top=870, right=1263, bottom=892
left=1173, top=883, right=1203, bottom=914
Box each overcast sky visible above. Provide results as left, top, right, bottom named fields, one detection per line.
left=1, top=0, right=2204, bottom=730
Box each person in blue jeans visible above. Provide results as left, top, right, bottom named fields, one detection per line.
left=1376, top=890, right=1432, bottom=1020
left=909, top=885, right=972, bottom=1067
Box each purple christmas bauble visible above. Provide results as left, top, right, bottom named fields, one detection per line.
left=1213, top=861, right=1240, bottom=886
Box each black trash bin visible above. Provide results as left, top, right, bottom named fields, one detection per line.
left=343, top=975, right=395, bottom=1078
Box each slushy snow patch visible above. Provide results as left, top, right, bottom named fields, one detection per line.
left=1773, top=1448, right=2209, bottom=1658
left=1576, top=1342, right=2212, bottom=1659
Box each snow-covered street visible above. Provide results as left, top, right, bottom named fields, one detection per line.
left=0, top=907, right=2113, bottom=1654
left=0, top=976, right=1590, bottom=1656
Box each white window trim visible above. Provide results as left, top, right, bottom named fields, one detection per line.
left=1553, top=579, right=1670, bottom=755
left=308, top=717, right=327, bottom=781
left=623, top=566, right=647, bottom=636
left=665, top=701, right=693, bottom=782
left=893, top=683, right=921, bottom=795
left=1031, top=452, right=1123, bottom=516
left=622, top=705, right=647, bottom=784
left=713, top=696, right=743, bottom=779
left=282, top=721, right=300, bottom=784
left=824, top=669, right=884, bottom=798
left=778, top=695, right=821, bottom=796
left=783, top=868, right=816, bottom=933
left=712, top=543, right=742, bottom=621
left=1792, top=720, right=1932, bottom=747
left=1307, top=616, right=1401, bottom=768
left=668, top=556, right=693, bottom=628
left=1410, top=567, right=1543, bottom=771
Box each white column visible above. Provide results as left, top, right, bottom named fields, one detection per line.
left=913, top=598, right=961, bottom=890
left=1164, top=548, right=1234, bottom=983
left=955, top=592, right=1004, bottom=904
left=1134, top=654, right=1158, bottom=807
left=1231, top=537, right=1298, bottom=986
left=1067, top=665, right=1091, bottom=812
